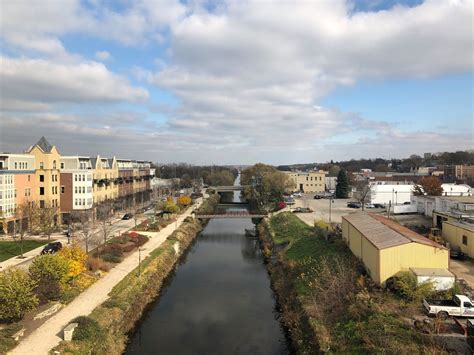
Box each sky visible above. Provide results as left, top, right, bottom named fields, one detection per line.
left=0, top=0, right=472, bottom=165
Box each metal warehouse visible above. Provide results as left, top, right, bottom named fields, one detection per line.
left=342, top=212, right=449, bottom=285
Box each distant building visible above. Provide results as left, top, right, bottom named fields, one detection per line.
left=441, top=183, right=472, bottom=197
left=368, top=182, right=414, bottom=205
left=325, top=176, right=337, bottom=192
left=284, top=171, right=325, bottom=193
left=342, top=212, right=449, bottom=285
left=444, top=165, right=474, bottom=182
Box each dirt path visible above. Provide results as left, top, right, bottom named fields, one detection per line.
left=9, top=200, right=202, bottom=355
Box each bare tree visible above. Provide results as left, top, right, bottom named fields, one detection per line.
left=12, top=202, right=36, bottom=257
left=37, top=203, right=59, bottom=241
left=71, top=210, right=96, bottom=253
left=354, top=178, right=373, bottom=211
left=97, top=202, right=114, bottom=246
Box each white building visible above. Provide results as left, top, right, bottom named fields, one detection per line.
left=441, top=183, right=472, bottom=197
left=325, top=176, right=337, bottom=192
left=368, top=182, right=414, bottom=205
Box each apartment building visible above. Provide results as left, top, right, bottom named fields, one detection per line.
left=91, top=156, right=119, bottom=205
left=0, top=154, right=37, bottom=233
left=26, top=137, right=61, bottom=225
left=444, top=165, right=474, bottom=182
left=60, top=156, right=94, bottom=223
left=285, top=170, right=325, bottom=193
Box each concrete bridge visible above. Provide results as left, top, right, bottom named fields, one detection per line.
left=195, top=212, right=266, bottom=219
left=209, top=185, right=249, bottom=192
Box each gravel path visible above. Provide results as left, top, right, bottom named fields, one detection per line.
left=10, top=200, right=202, bottom=355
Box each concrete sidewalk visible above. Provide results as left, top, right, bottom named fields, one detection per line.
left=9, top=199, right=203, bottom=355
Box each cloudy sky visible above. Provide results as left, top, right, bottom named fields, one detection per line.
left=0, top=0, right=472, bottom=164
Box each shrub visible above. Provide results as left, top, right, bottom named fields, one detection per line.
left=102, top=253, right=122, bottom=263
left=29, top=254, right=70, bottom=302
left=86, top=257, right=111, bottom=272
left=0, top=269, right=38, bottom=322
left=390, top=271, right=434, bottom=302
left=132, top=234, right=149, bottom=247
left=177, top=195, right=192, bottom=206
left=71, top=316, right=102, bottom=342
left=58, top=246, right=87, bottom=279
left=121, top=243, right=137, bottom=253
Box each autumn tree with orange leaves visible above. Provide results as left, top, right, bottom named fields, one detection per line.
left=413, top=176, right=443, bottom=196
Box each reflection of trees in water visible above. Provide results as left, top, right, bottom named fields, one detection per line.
left=241, top=236, right=261, bottom=260
left=218, top=192, right=234, bottom=203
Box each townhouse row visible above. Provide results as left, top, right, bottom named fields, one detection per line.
left=0, top=137, right=155, bottom=234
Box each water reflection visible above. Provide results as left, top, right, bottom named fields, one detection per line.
left=125, top=176, right=289, bottom=355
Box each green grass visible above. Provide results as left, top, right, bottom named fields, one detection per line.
left=0, top=240, right=46, bottom=262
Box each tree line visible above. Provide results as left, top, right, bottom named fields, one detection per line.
left=152, top=163, right=238, bottom=187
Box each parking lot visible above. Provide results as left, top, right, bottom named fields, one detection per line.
left=290, top=193, right=385, bottom=225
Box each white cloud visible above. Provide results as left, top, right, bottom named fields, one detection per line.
left=0, top=56, right=148, bottom=104
left=95, top=51, right=111, bottom=61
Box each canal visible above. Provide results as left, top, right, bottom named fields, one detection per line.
left=125, top=178, right=290, bottom=354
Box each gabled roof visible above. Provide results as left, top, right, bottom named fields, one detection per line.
left=343, top=212, right=445, bottom=250
left=32, top=136, right=54, bottom=153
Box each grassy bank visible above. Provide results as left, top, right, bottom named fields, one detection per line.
left=52, top=198, right=217, bottom=355
left=0, top=240, right=46, bottom=262
left=259, top=212, right=443, bottom=354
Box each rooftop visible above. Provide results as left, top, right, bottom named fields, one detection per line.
left=442, top=196, right=474, bottom=204
left=343, top=212, right=445, bottom=250
left=445, top=220, right=474, bottom=233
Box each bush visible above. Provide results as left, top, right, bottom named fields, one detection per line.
left=102, top=253, right=122, bottom=263
left=177, top=195, right=192, bottom=206
left=71, top=316, right=102, bottom=342
left=121, top=243, right=137, bottom=253
left=0, top=323, right=24, bottom=353
left=131, top=234, right=148, bottom=247
left=86, top=257, right=111, bottom=272
left=29, top=254, right=70, bottom=302
left=0, top=269, right=38, bottom=321
left=390, top=271, right=434, bottom=302
left=58, top=246, right=87, bottom=279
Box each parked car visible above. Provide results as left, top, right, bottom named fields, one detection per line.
left=41, top=241, right=63, bottom=255
left=122, top=213, right=133, bottom=220
left=373, top=203, right=385, bottom=209
left=292, top=207, right=313, bottom=213
left=423, top=295, right=474, bottom=319
left=293, top=192, right=303, bottom=198
left=314, top=192, right=334, bottom=199
left=403, top=201, right=412, bottom=205
left=365, top=203, right=376, bottom=209
left=346, top=202, right=361, bottom=208
left=450, top=247, right=465, bottom=260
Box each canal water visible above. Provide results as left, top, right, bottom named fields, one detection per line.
left=124, top=178, right=289, bottom=354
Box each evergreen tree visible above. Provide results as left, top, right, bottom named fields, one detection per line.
left=335, top=169, right=349, bottom=198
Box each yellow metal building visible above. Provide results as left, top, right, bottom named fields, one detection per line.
left=342, top=212, right=449, bottom=285
left=442, top=221, right=474, bottom=258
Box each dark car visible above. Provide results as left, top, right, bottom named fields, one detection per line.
left=373, top=203, right=385, bottom=209
left=122, top=213, right=133, bottom=220
left=450, top=248, right=465, bottom=260
left=41, top=241, right=62, bottom=255
left=347, top=202, right=361, bottom=208
left=293, top=207, right=313, bottom=213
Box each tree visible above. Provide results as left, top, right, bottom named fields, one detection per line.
left=58, top=246, right=87, bottom=279
left=37, top=203, right=59, bottom=241
left=12, top=202, right=37, bottom=257
left=354, top=178, right=373, bottom=210
left=177, top=195, right=192, bottom=207
left=29, top=254, right=70, bottom=302
left=241, top=163, right=294, bottom=210
left=413, top=176, right=443, bottom=196
left=71, top=210, right=96, bottom=253
left=335, top=169, right=349, bottom=198
left=0, top=269, right=38, bottom=321
left=97, top=202, right=114, bottom=246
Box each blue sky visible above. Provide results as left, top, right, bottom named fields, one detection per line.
left=0, top=0, right=472, bottom=164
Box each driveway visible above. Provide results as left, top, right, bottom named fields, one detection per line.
left=450, top=259, right=474, bottom=290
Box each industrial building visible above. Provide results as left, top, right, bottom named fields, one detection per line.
left=442, top=221, right=474, bottom=259
left=342, top=212, right=449, bottom=285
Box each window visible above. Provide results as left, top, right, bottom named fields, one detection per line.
left=14, top=162, right=17, bottom=169
left=40, top=162, right=44, bottom=169
left=52, top=187, right=55, bottom=194
left=60, top=162, right=64, bottom=169
left=82, top=186, right=85, bottom=193
left=40, top=200, right=45, bottom=208
left=463, top=235, right=468, bottom=245
left=61, top=186, right=65, bottom=194
left=75, top=187, right=78, bottom=194
left=28, top=175, right=30, bottom=182
left=40, top=175, right=44, bottom=182
left=53, top=160, right=56, bottom=169
left=40, top=187, right=44, bottom=195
